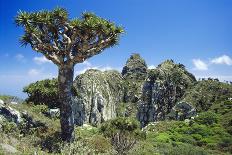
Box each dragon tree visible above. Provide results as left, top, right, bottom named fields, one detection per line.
left=15, top=8, right=124, bottom=142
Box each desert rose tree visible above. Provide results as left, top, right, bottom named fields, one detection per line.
left=15, top=8, right=124, bottom=142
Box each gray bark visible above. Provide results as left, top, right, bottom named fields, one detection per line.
left=58, top=65, right=75, bottom=142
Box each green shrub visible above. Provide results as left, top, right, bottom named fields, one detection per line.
left=101, top=117, right=144, bottom=155
left=165, top=143, right=209, bottom=155
left=23, top=78, right=59, bottom=108
left=89, top=135, right=112, bottom=154
left=1, top=121, right=18, bottom=134
left=195, top=111, right=219, bottom=125
left=129, top=141, right=158, bottom=155
left=75, top=125, right=99, bottom=139
left=31, top=105, right=48, bottom=114
left=155, top=133, right=171, bottom=143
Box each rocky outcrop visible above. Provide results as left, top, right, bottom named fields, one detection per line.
left=0, top=102, right=22, bottom=124
left=73, top=69, right=124, bottom=126
left=167, top=102, right=196, bottom=120
left=0, top=102, right=46, bottom=135
left=122, top=54, right=147, bottom=81
left=122, top=54, right=148, bottom=103
left=138, top=60, right=196, bottom=127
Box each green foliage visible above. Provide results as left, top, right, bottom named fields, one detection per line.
left=182, top=79, right=232, bottom=112
left=116, top=102, right=138, bottom=118
left=60, top=126, right=112, bottom=154
left=1, top=121, right=18, bottom=134
left=101, top=117, right=140, bottom=136
left=145, top=119, right=232, bottom=154
left=89, top=135, right=112, bottom=154
left=101, top=117, right=144, bottom=155
left=156, top=142, right=209, bottom=155
left=0, top=95, right=12, bottom=101
left=15, top=7, right=124, bottom=66
left=0, top=95, right=23, bottom=104
left=131, top=141, right=211, bottom=155
left=210, top=100, right=232, bottom=134
left=23, top=78, right=59, bottom=108
left=154, top=133, right=171, bottom=143
left=195, top=111, right=219, bottom=125
left=31, top=104, right=49, bottom=114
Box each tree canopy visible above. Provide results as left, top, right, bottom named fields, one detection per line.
left=15, top=7, right=124, bottom=66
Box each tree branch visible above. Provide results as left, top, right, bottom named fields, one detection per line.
left=70, top=34, right=116, bottom=64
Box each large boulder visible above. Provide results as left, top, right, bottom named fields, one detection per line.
left=122, top=54, right=148, bottom=103
left=73, top=69, right=124, bottom=126
left=137, top=60, right=196, bottom=127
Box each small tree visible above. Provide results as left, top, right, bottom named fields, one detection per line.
left=23, top=78, right=59, bottom=108
left=100, top=117, right=144, bottom=155
left=15, top=8, right=124, bottom=142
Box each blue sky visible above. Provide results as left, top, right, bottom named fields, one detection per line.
left=0, top=0, right=232, bottom=98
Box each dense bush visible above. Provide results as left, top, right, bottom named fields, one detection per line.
left=23, top=78, right=59, bottom=108
left=145, top=119, right=232, bottom=154
left=101, top=117, right=144, bottom=155
left=61, top=125, right=112, bottom=154
left=1, top=121, right=19, bottom=134
left=195, top=111, right=219, bottom=125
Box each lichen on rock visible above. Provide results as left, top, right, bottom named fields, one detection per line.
left=122, top=53, right=148, bottom=103
left=73, top=69, right=124, bottom=126
left=138, top=60, right=196, bottom=127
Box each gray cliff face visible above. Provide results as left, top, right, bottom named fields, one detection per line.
left=138, top=60, right=196, bottom=127
left=73, top=69, right=124, bottom=126
left=122, top=54, right=148, bottom=103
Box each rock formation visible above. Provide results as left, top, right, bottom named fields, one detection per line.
left=122, top=54, right=148, bottom=103
left=0, top=101, right=22, bottom=124
left=137, top=60, right=196, bottom=127
left=73, top=69, right=124, bottom=126
left=167, top=102, right=197, bottom=120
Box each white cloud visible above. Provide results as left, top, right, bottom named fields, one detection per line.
left=211, top=55, right=232, bottom=65
left=75, top=66, right=116, bottom=76
left=148, top=65, right=156, bottom=69
left=15, top=54, right=26, bottom=62
left=0, top=69, right=56, bottom=98
left=34, top=56, right=52, bottom=65
left=74, top=60, right=121, bottom=77
left=28, top=69, right=40, bottom=76
left=81, top=61, right=92, bottom=67
left=192, top=59, right=208, bottom=71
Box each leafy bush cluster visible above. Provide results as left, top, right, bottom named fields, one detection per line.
left=23, top=78, right=59, bottom=108
left=145, top=111, right=232, bottom=154
left=101, top=117, right=145, bottom=155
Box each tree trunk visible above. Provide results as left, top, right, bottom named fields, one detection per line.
left=58, top=64, right=75, bottom=142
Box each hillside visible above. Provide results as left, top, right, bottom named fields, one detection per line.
left=0, top=54, right=231, bottom=155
